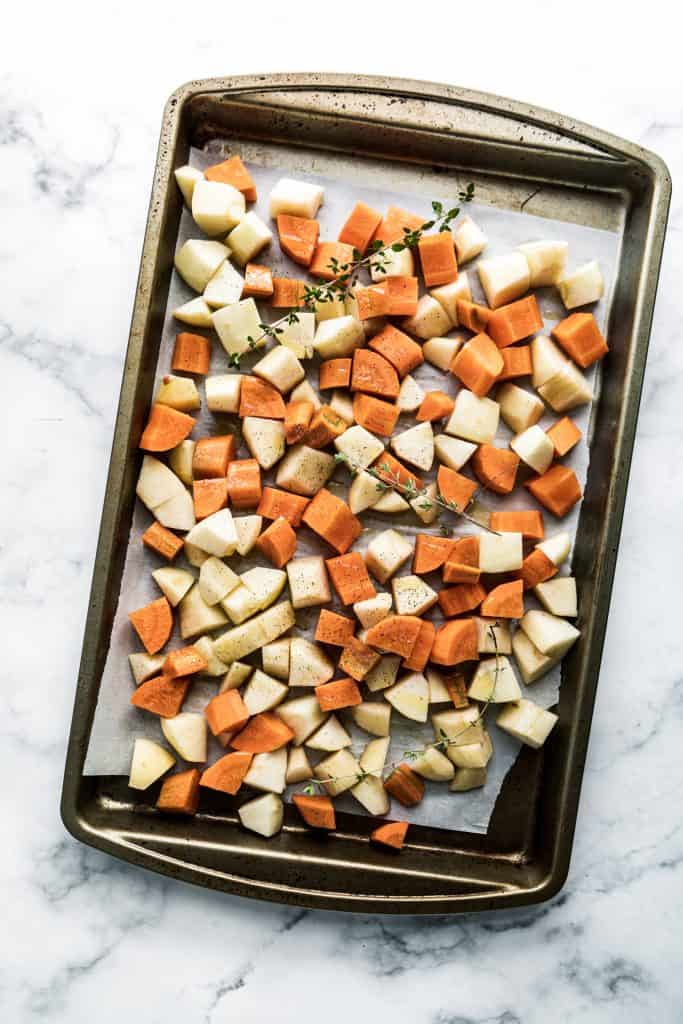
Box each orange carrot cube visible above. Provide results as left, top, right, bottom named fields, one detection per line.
left=418, top=231, right=458, bottom=287
left=242, top=263, right=274, bottom=298
left=338, top=201, right=383, bottom=254
left=546, top=416, right=582, bottom=457
left=552, top=312, right=608, bottom=368
left=368, top=324, right=423, bottom=377
left=526, top=465, right=582, bottom=517
left=255, top=516, right=297, bottom=568
left=171, top=332, right=210, bottom=375
left=277, top=214, right=319, bottom=267
left=141, top=521, right=184, bottom=561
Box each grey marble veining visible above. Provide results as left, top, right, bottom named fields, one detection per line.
left=1, top=11, right=682, bottom=1023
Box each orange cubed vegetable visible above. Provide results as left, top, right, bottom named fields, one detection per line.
left=416, top=390, right=455, bottom=422
left=239, top=377, right=286, bottom=419
left=368, top=324, right=423, bottom=377
left=384, top=276, right=420, bottom=317
left=310, top=241, right=355, bottom=281
left=226, top=458, right=262, bottom=509
left=304, top=405, right=348, bottom=449
left=546, top=416, right=582, bottom=457
left=444, top=673, right=469, bottom=709
left=200, top=752, right=253, bottom=795
left=438, top=582, right=487, bottom=617
left=451, top=333, right=504, bottom=397
left=130, top=674, right=190, bottom=717
left=193, top=478, right=228, bottom=520
left=284, top=400, right=314, bottom=444
left=319, top=358, right=351, bottom=390
left=139, top=403, right=195, bottom=452
left=517, top=548, right=558, bottom=590
left=471, top=445, right=520, bottom=495
left=339, top=637, right=381, bottom=681
left=352, top=394, right=399, bottom=436
left=373, top=206, right=424, bottom=245
left=292, top=793, right=336, bottom=830
left=456, top=299, right=492, bottom=333
left=315, top=609, right=356, bottom=647
left=489, top=509, right=544, bottom=540
left=431, top=618, right=479, bottom=666
left=315, top=677, right=363, bottom=712
left=302, top=488, right=362, bottom=554
left=552, top=312, right=608, bottom=368
left=442, top=536, right=480, bottom=584
left=242, top=263, right=274, bottom=298
left=326, top=552, right=376, bottom=605
left=338, top=201, right=383, bottom=254
left=192, top=435, right=237, bottom=479
left=365, top=615, right=423, bottom=659
left=497, top=344, right=533, bottom=381
left=371, top=820, right=409, bottom=850
left=355, top=284, right=389, bottom=320
left=172, top=332, right=210, bottom=375
left=526, top=465, right=582, bottom=517
left=129, top=596, right=173, bottom=654
left=487, top=295, right=543, bottom=348
left=231, top=711, right=295, bottom=753
left=271, top=277, right=306, bottom=308
left=156, top=768, right=201, bottom=814
left=255, top=516, right=297, bottom=568
left=277, top=214, right=320, bottom=267
left=205, top=689, right=250, bottom=737
left=480, top=580, right=524, bottom=619
left=412, top=534, right=455, bottom=575
left=162, top=645, right=207, bottom=679
left=374, top=452, right=423, bottom=492
left=402, top=619, right=436, bottom=672
left=437, top=465, right=477, bottom=512
left=205, top=155, right=256, bottom=201
left=384, top=764, right=424, bottom=807
left=141, top=521, right=184, bottom=561
left=258, top=487, right=310, bottom=527
left=418, top=231, right=458, bottom=287
left=351, top=349, right=400, bottom=399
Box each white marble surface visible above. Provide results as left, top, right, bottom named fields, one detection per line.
left=2, top=3, right=682, bottom=1021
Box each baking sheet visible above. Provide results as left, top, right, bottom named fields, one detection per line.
left=85, top=148, right=619, bottom=833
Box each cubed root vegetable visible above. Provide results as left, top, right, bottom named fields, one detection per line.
left=156, top=768, right=201, bottom=815
left=471, top=445, right=520, bottom=495
left=418, top=231, right=458, bottom=287
left=256, top=517, right=297, bottom=568
left=365, top=615, right=423, bottom=659
left=193, top=478, right=228, bottom=520
left=129, top=596, right=173, bottom=654
left=413, top=534, right=455, bottom=574
left=489, top=509, right=544, bottom=540
left=368, top=324, right=423, bottom=377
left=497, top=345, right=533, bottom=381
left=315, top=677, right=362, bottom=711
left=338, top=201, right=382, bottom=254
left=239, top=377, right=286, bottom=419
left=130, top=674, right=190, bottom=717
left=351, top=349, right=400, bottom=399
left=417, top=390, right=455, bottom=422
left=431, top=618, right=479, bottom=665
left=403, top=619, right=436, bottom=672
left=355, top=284, right=388, bottom=320
left=200, top=752, right=253, bottom=795
left=371, top=820, right=409, bottom=850
left=258, top=487, right=310, bottom=527
left=442, top=536, right=480, bottom=584
left=271, top=277, right=307, bottom=307
left=205, top=155, right=257, bottom=201
left=486, top=295, right=543, bottom=348
left=204, top=689, right=249, bottom=737
left=373, top=452, right=423, bottom=492
left=315, top=609, right=356, bottom=646
left=326, top=552, right=376, bottom=605
left=242, top=263, right=274, bottom=298
left=142, top=521, right=184, bottom=561
left=456, top=299, right=492, bottom=333
left=384, top=763, right=425, bottom=806
left=480, top=580, right=524, bottom=619
left=517, top=548, right=559, bottom=590
left=438, top=582, right=487, bottom=617
left=353, top=394, right=399, bottom=436
left=373, top=205, right=424, bottom=245
left=319, top=359, right=351, bottom=390
left=339, top=637, right=382, bottom=681
left=231, top=712, right=295, bottom=752
left=172, top=332, right=211, bottom=375
left=284, top=400, right=314, bottom=444
left=526, top=465, right=582, bottom=517
left=437, top=465, right=477, bottom=512
left=310, top=241, right=355, bottom=281
left=444, top=673, right=469, bottom=709
left=552, top=312, right=608, bottom=368
left=546, top=416, right=581, bottom=457
left=192, top=435, right=237, bottom=479
left=451, top=333, right=504, bottom=397
left=292, top=793, right=336, bottom=829
left=302, top=488, right=362, bottom=554
left=227, top=459, right=262, bottom=509
left=383, top=276, right=419, bottom=317
left=304, top=405, right=348, bottom=449
left=139, top=404, right=195, bottom=452
left=276, top=214, right=320, bottom=266
left=162, top=645, right=207, bottom=679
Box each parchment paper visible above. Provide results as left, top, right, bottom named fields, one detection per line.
left=85, top=149, right=619, bottom=833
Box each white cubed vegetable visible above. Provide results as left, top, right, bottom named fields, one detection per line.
left=496, top=699, right=558, bottom=749
left=402, top=294, right=453, bottom=339
left=391, top=421, right=434, bottom=471
left=226, top=211, right=272, bottom=265
left=531, top=335, right=567, bottom=389
left=198, top=557, right=241, bottom=606
left=468, top=657, right=522, bottom=703
left=205, top=374, right=242, bottom=414
left=518, top=240, right=568, bottom=287
left=268, top=178, right=324, bottom=219
left=276, top=445, right=335, bottom=495
left=128, top=652, right=165, bottom=685
left=557, top=260, right=604, bottom=309
left=365, top=655, right=401, bottom=692
left=161, top=714, right=207, bottom=763
left=243, top=671, right=288, bottom=716
left=129, top=739, right=175, bottom=790
left=276, top=695, right=326, bottom=746
left=313, top=749, right=362, bottom=796
left=243, top=749, right=287, bottom=794
left=335, top=424, right=384, bottom=469
left=512, top=629, right=559, bottom=685
left=370, top=247, right=414, bottom=281
left=312, top=315, right=364, bottom=359
left=233, top=515, right=262, bottom=556
left=212, top=298, right=264, bottom=357
left=510, top=424, right=555, bottom=474
left=192, top=179, right=245, bottom=235
left=434, top=434, right=477, bottom=471
left=391, top=575, right=438, bottom=617
left=155, top=375, right=200, bottom=412
left=520, top=610, right=580, bottom=658
left=277, top=312, right=315, bottom=359
left=446, top=390, right=499, bottom=443
left=168, top=440, right=195, bottom=485
left=179, top=585, right=228, bottom=640
left=351, top=702, right=392, bottom=738
left=534, top=577, right=578, bottom=617
left=174, top=239, right=229, bottom=292
left=396, top=375, right=425, bottom=413
left=538, top=362, right=592, bottom=412
left=536, top=532, right=571, bottom=567
left=289, top=637, right=334, bottom=688
left=262, top=638, right=291, bottom=680
left=365, top=529, right=413, bottom=584
left=185, top=509, right=238, bottom=557
left=172, top=297, right=213, bottom=327
left=286, top=556, right=331, bottom=609
left=498, top=383, right=545, bottom=435
left=430, top=274, right=472, bottom=324
left=479, top=532, right=523, bottom=572
left=453, top=216, right=487, bottom=263
left=203, top=260, right=245, bottom=308
left=238, top=793, right=284, bottom=837
left=384, top=672, right=429, bottom=722
left=151, top=567, right=194, bottom=607
left=252, top=346, right=304, bottom=393
left=174, top=165, right=203, bottom=206
left=354, top=593, right=392, bottom=629
left=306, top=714, right=352, bottom=752
left=242, top=417, right=286, bottom=470
left=477, top=252, right=530, bottom=308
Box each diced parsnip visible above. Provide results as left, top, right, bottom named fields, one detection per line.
left=531, top=335, right=567, bottom=389
left=397, top=375, right=425, bottom=413
left=557, top=260, right=604, bottom=309
left=351, top=775, right=390, bottom=815
left=155, top=375, right=200, bottom=413
left=365, top=654, right=401, bottom=692
left=172, top=297, right=213, bottom=327
left=434, top=434, right=477, bottom=471
left=168, top=439, right=195, bottom=485
left=243, top=671, right=289, bottom=716
left=205, top=374, right=242, bottom=414
left=335, top=424, right=384, bottom=469
left=252, top=347, right=305, bottom=394
left=129, top=739, right=175, bottom=790
left=446, top=390, right=499, bottom=444
left=314, top=748, right=362, bottom=796
left=136, top=454, right=185, bottom=511
left=174, top=165, right=203, bottom=206
left=329, top=389, right=354, bottom=424
left=268, top=178, right=324, bottom=219
left=192, top=179, right=245, bottom=235
left=402, top=294, right=453, bottom=339
left=128, top=652, right=165, bottom=685
left=212, top=298, right=265, bottom=357
left=199, top=557, right=241, bottom=606
left=359, top=736, right=391, bottom=774
left=430, top=273, right=472, bottom=323
left=479, top=532, right=523, bottom=573
left=161, top=713, right=207, bottom=763
left=286, top=746, right=312, bottom=784
left=510, top=424, right=555, bottom=474
left=306, top=714, right=352, bottom=752
left=179, top=584, right=229, bottom=639
left=537, top=532, right=571, bottom=567
left=233, top=515, right=262, bottom=556
left=422, top=335, right=464, bottom=370
left=185, top=509, right=238, bottom=557
left=276, top=695, right=326, bottom=746
left=262, top=638, right=291, bottom=680
left=385, top=672, right=429, bottom=722
left=391, top=575, right=438, bottom=617
left=203, top=260, right=244, bottom=308
left=226, top=211, right=272, bottom=265
left=511, top=628, right=560, bottom=684
left=289, top=379, right=322, bottom=410
left=276, top=445, right=335, bottom=496
left=453, top=217, right=488, bottom=263
left=370, top=247, right=414, bottom=281
left=351, top=701, right=392, bottom=737
left=238, top=793, right=284, bottom=837
left=154, top=489, right=196, bottom=532
left=391, top=421, right=434, bottom=471
left=450, top=766, right=487, bottom=791
left=174, top=239, right=229, bottom=292
left=475, top=618, right=512, bottom=655
left=520, top=610, right=580, bottom=658
left=448, top=731, right=493, bottom=768
left=537, top=361, right=592, bottom=412
left=497, top=383, right=545, bottom=435
left=365, top=529, right=413, bottom=584
left=213, top=600, right=295, bottom=663
left=289, top=637, right=334, bottom=687
left=354, top=592, right=392, bottom=629
left=432, top=707, right=484, bottom=747
left=411, top=482, right=440, bottom=525
left=286, top=556, right=331, bottom=610
left=496, top=698, right=558, bottom=749
left=192, top=635, right=228, bottom=677
left=312, top=315, right=365, bottom=359
left=468, top=656, right=522, bottom=703
left=152, top=567, right=195, bottom=607
left=243, top=748, right=288, bottom=794
left=411, top=745, right=455, bottom=781
left=534, top=577, right=577, bottom=617
left=348, top=470, right=384, bottom=514
left=517, top=240, right=568, bottom=287
left=219, top=661, right=253, bottom=692
left=477, top=252, right=530, bottom=308
left=242, top=417, right=286, bottom=470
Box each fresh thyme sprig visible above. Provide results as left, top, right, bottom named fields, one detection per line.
left=228, top=188, right=475, bottom=366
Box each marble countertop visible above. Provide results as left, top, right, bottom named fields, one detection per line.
left=2, top=4, right=682, bottom=1021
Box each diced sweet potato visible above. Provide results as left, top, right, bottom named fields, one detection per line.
left=284, top=401, right=314, bottom=445
left=205, top=155, right=256, bottom=200
left=384, top=276, right=419, bottom=317
left=365, top=615, right=423, bottom=659
left=302, top=489, right=362, bottom=554
left=172, top=332, right=211, bottom=375
left=162, top=645, right=208, bottom=679
left=374, top=452, right=423, bottom=492
left=371, top=820, right=409, bottom=849
left=304, top=405, right=348, bottom=449
left=258, top=487, right=310, bottom=527
left=292, top=793, right=336, bottom=829
left=487, top=295, right=543, bottom=348
left=325, top=552, right=376, bottom=605
left=353, top=394, right=399, bottom=437
left=497, top=345, right=532, bottom=381
left=192, top=435, right=237, bottom=479
left=310, top=241, right=355, bottom=281
left=489, top=509, right=544, bottom=540
left=552, top=312, right=608, bottom=368
left=338, top=201, right=383, bottom=254
left=418, top=231, right=458, bottom=287
left=480, top=580, right=524, bottom=619
left=204, top=689, right=249, bottom=737
left=456, top=299, right=492, bottom=333
left=417, top=391, right=455, bottom=422
left=200, top=752, right=253, bottom=795
left=471, top=445, right=520, bottom=495
left=351, top=349, right=400, bottom=399
left=384, top=764, right=425, bottom=807
left=402, top=619, right=436, bottom=672
left=277, top=214, right=319, bottom=266
left=319, top=359, right=351, bottom=390
left=517, top=549, right=558, bottom=590
left=430, top=618, right=479, bottom=665
left=437, top=466, right=477, bottom=512
left=231, top=712, right=294, bottom=753
left=368, top=324, right=423, bottom=377
left=438, top=583, right=487, bottom=617
left=227, top=458, right=262, bottom=509
left=315, top=677, right=363, bottom=711
left=315, top=609, right=356, bottom=647
left=339, top=637, right=381, bottom=681
left=142, top=521, right=184, bottom=561
left=156, top=768, right=201, bottom=814
left=526, top=465, right=582, bottom=517
left=193, top=478, right=229, bottom=520
left=546, top=416, right=581, bottom=457
left=442, top=536, right=480, bottom=584
left=129, top=596, right=173, bottom=654
left=139, top=404, right=195, bottom=452
left=412, top=534, right=455, bottom=575
left=256, top=516, right=297, bottom=568
left=130, top=674, right=190, bottom=717
left=239, top=377, right=286, bottom=419
left=242, top=263, right=274, bottom=298
left=271, top=277, right=306, bottom=307
left=451, top=333, right=504, bottom=397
